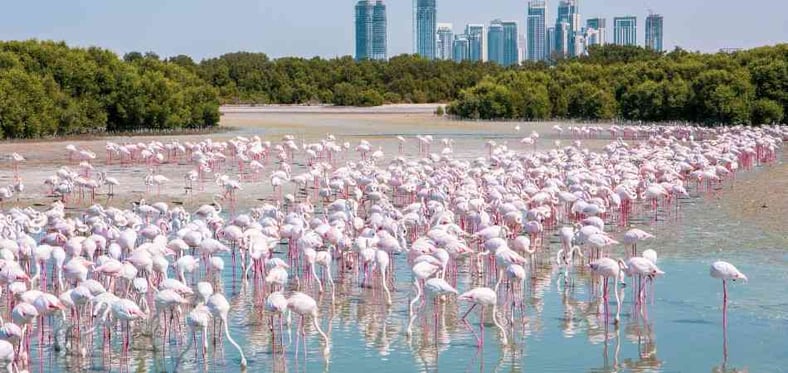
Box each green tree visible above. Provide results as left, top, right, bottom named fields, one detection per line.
left=751, top=99, right=784, bottom=124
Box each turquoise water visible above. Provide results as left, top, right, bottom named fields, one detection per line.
left=28, top=168, right=787, bottom=372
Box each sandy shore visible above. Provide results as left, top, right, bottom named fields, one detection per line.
left=718, top=160, right=787, bottom=237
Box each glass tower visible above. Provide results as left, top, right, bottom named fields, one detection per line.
left=466, top=24, right=485, bottom=62
left=502, top=21, right=519, bottom=66
left=371, top=1, right=387, bottom=60
left=555, top=0, right=580, bottom=57
left=415, top=0, right=437, bottom=59
left=452, top=34, right=470, bottom=62
left=527, top=0, right=547, bottom=61
left=645, top=13, right=664, bottom=51
left=436, top=23, right=454, bottom=60
left=546, top=27, right=555, bottom=59
left=555, top=21, right=570, bottom=57
left=488, top=20, right=504, bottom=65
left=355, top=0, right=373, bottom=61
left=613, top=16, right=637, bottom=46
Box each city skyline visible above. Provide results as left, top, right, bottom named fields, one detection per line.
left=0, top=0, right=785, bottom=60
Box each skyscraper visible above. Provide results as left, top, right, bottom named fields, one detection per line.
left=488, top=20, right=504, bottom=65
left=555, top=0, right=580, bottom=57
left=502, top=21, right=519, bottom=66
left=371, top=1, right=387, bottom=60
left=414, top=0, right=437, bottom=59
left=356, top=1, right=387, bottom=61
left=453, top=34, right=470, bottom=62
left=586, top=18, right=606, bottom=46
left=527, top=0, right=547, bottom=61
left=436, top=23, right=453, bottom=60
left=555, top=21, right=570, bottom=57
left=546, top=27, right=556, bottom=59
left=613, top=16, right=637, bottom=46
left=466, top=24, right=485, bottom=62
left=645, top=13, right=664, bottom=51
left=355, top=1, right=373, bottom=61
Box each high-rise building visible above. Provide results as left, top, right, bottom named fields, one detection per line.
left=584, top=27, right=601, bottom=49
left=573, top=33, right=585, bottom=56
left=555, top=0, right=580, bottom=57
left=586, top=18, right=606, bottom=46
left=453, top=34, right=470, bottom=62
left=613, top=16, right=637, bottom=46
left=371, top=1, right=387, bottom=60
left=527, top=0, right=547, bottom=61
left=546, top=27, right=556, bottom=59
left=436, top=23, right=454, bottom=60
left=518, top=33, right=526, bottom=63
left=645, top=13, right=664, bottom=51
left=502, top=21, right=519, bottom=66
left=414, top=0, right=437, bottom=59
left=555, top=21, right=570, bottom=57
left=466, top=24, right=485, bottom=62
left=488, top=20, right=504, bottom=65
left=355, top=0, right=373, bottom=61
left=356, top=0, right=386, bottom=61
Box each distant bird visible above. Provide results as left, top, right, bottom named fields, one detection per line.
left=145, top=171, right=170, bottom=196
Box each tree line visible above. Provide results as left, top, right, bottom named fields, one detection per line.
left=447, top=44, right=786, bottom=125
left=0, top=41, right=784, bottom=139
left=0, top=40, right=219, bottom=139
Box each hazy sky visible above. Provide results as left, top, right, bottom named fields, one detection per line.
left=1, top=0, right=785, bottom=60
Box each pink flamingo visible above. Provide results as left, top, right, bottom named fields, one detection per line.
left=458, top=287, right=507, bottom=348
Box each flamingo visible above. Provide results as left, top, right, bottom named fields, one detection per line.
left=287, top=292, right=330, bottom=358
left=206, top=293, right=248, bottom=368
left=589, top=258, right=628, bottom=324
left=710, top=261, right=747, bottom=328
left=458, top=287, right=507, bottom=347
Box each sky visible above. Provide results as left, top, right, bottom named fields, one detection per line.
left=0, top=0, right=785, bottom=61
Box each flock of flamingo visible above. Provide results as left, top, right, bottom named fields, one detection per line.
left=0, top=123, right=781, bottom=372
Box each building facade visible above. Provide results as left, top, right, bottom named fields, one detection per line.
left=414, top=0, right=437, bottom=59
left=586, top=18, right=606, bottom=46
left=356, top=0, right=386, bottom=61
left=355, top=0, right=373, bottom=61
left=488, top=20, right=504, bottom=65
left=613, top=16, right=637, bottom=46
left=555, top=0, right=580, bottom=57
left=453, top=34, right=470, bottom=62
left=527, top=0, right=547, bottom=61
left=546, top=27, right=556, bottom=59
left=436, top=23, right=454, bottom=60
left=645, top=13, right=664, bottom=51
left=466, top=24, right=485, bottom=62
left=371, top=1, right=387, bottom=60
left=555, top=21, right=570, bottom=57
left=502, top=21, right=519, bottom=66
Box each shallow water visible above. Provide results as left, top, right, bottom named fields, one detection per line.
left=20, top=169, right=784, bottom=373
left=16, top=114, right=787, bottom=373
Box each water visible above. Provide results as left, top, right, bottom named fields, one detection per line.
left=26, top=170, right=784, bottom=373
